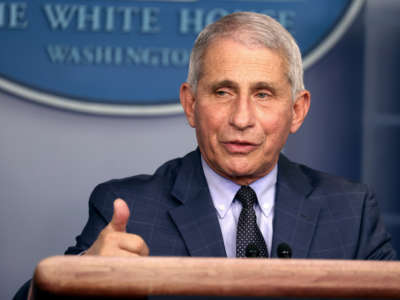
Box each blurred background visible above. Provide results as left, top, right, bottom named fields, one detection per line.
left=1, top=0, right=399, bottom=299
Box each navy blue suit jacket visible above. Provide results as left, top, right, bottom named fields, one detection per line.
left=66, top=149, right=395, bottom=259
left=13, top=149, right=396, bottom=300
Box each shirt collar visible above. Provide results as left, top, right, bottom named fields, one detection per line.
left=201, top=156, right=277, bottom=218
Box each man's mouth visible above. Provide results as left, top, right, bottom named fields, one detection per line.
left=222, top=140, right=259, bottom=154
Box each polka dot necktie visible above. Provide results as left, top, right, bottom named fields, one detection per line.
left=235, top=185, right=269, bottom=258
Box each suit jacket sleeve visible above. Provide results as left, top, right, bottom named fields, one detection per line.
left=355, top=186, right=396, bottom=260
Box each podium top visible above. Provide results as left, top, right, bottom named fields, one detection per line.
left=33, top=256, right=400, bottom=299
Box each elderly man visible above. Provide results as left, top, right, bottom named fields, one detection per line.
left=14, top=11, right=395, bottom=300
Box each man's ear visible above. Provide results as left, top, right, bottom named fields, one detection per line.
left=180, top=82, right=197, bottom=128
left=290, top=90, right=311, bottom=134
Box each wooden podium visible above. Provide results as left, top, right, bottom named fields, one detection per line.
left=32, top=256, right=400, bottom=299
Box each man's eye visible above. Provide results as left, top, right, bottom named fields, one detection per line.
left=216, top=90, right=228, bottom=96
left=256, top=92, right=270, bottom=99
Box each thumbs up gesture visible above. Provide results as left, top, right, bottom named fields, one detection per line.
left=85, top=198, right=149, bottom=256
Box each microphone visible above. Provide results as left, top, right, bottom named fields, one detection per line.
left=245, top=243, right=260, bottom=257
left=277, top=243, right=292, bottom=258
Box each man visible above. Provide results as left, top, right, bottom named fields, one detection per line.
left=14, top=11, right=396, bottom=299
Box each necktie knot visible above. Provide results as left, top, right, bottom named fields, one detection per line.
left=235, top=185, right=257, bottom=209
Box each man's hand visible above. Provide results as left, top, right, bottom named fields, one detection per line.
left=85, top=198, right=149, bottom=256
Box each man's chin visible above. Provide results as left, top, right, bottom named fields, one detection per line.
left=220, top=159, right=274, bottom=184
left=221, top=166, right=260, bottom=184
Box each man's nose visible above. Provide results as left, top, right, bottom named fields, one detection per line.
left=229, top=96, right=255, bottom=130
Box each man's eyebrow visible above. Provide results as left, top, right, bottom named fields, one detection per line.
left=251, top=82, right=278, bottom=94
left=210, top=80, right=239, bottom=90
left=209, top=80, right=278, bottom=94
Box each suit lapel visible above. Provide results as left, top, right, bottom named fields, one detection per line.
left=271, top=154, right=321, bottom=258
left=168, top=150, right=227, bottom=257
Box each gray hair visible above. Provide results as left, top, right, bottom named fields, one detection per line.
left=187, top=12, right=304, bottom=98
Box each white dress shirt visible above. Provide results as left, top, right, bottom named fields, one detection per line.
left=201, top=157, right=277, bottom=258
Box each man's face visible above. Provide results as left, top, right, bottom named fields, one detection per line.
left=180, top=38, right=310, bottom=185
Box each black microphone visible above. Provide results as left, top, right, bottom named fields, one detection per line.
left=277, top=243, right=292, bottom=258
left=245, top=243, right=260, bottom=257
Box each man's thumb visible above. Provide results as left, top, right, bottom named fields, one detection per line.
left=109, top=198, right=130, bottom=232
